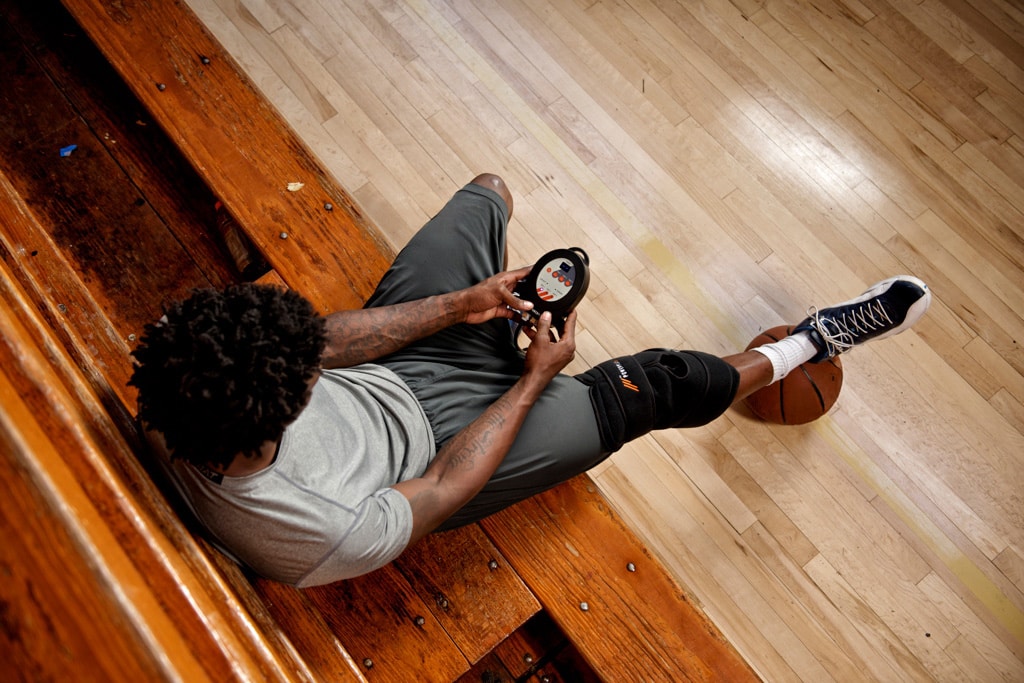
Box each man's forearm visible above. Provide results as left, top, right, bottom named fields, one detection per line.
left=429, top=374, right=546, bottom=483
left=394, top=374, right=548, bottom=541
left=320, top=293, right=464, bottom=368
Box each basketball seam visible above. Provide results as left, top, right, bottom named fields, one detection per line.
left=798, top=364, right=827, bottom=413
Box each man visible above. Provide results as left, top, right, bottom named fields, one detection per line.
left=130, top=174, right=931, bottom=587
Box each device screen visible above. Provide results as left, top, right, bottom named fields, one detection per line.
left=534, top=258, right=576, bottom=302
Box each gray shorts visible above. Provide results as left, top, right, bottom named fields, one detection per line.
left=366, top=183, right=607, bottom=527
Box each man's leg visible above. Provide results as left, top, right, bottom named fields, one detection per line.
left=365, top=174, right=512, bottom=307
left=470, top=173, right=514, bottom=238
left=579, top=275, right=932, bottom=453
left=723, top=350, right=775, bottom=401
left=438, top=275, right=931, bottom=528
left=367, top=174, right=523, bottom=369
left=472, top=173, right=512, bottom=270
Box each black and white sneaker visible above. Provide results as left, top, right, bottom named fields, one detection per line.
left=794, top=276, right=931, bottom=362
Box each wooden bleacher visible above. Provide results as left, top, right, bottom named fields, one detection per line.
left=0, top=0, right=760, bottom=679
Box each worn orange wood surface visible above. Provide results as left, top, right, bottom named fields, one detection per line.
left=58, top=0, right=394, bottom=312
left=0, top=168, right=319, bottom=681
left=0, top=17, right=327, bottom=677
left=5, top=0, right=241, bottom=290
left=249, top=578, right=367, bottom=683
left=395, top=525, right=541, bottom=664
left=0, top=12, right=215, bottom=337
left=304, top=567, right=470, bottom=682
left=492, top=613, right=564, bottom=680
left=0, top=251, right=253, bottom=681
left=491, top=612, right=582, bottom=680
left=459, top=612, right=602, bottom=683
left=0, top=378, right=170, bottom=683
left=0, top=29, right=279, bottom=674
left=482, top=475, right=762, bottom=681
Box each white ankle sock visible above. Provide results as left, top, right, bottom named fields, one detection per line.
left=751, top=332, right=819, bottom=384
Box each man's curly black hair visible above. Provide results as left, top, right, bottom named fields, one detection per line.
left=129, top=284, right=327, bottom=469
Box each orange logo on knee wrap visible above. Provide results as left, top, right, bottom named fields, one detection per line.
left=612, top=360, right=641, bottom=392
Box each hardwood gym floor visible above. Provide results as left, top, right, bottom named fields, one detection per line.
left=186, top=0, right=1023, bottom=679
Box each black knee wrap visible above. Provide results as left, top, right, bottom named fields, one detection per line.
left=576, top=350, right=740, bottom=452
left=576, top=355, right=656, bottom=452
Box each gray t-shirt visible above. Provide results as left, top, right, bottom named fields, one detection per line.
left=160, top=364, right=434, bottom=587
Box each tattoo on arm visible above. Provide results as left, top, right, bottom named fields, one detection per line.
left=396, top=375, right=550, bottom=541
left=442, top=407, right=508, bottom=473
left=322, top=295, right=462, bottom=367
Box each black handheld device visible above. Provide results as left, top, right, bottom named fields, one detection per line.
left=512, top=247, right=590, bottom=336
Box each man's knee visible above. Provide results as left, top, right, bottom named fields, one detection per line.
left=576, top=350, right=740, bottom=452
left=471, top=173, right=514, bottom=219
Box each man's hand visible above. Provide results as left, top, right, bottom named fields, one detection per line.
left=460, top=266, right=534, bottom=325
left=322, top=265, right=534, bottom=368
left=522, top=311, right=577, bottom=388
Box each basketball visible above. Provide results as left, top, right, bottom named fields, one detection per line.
left=744, top=325, right=843, bottom=425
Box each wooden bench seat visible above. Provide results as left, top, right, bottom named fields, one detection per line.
left=2, top=0, right=760, bottom=679
left=0, top=167, right=322, bottom=682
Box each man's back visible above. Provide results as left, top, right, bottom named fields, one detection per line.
left=158, top=365, right=433, bottom=586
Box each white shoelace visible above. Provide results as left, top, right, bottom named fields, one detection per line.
left=807, top=300, right=894, bottom=356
